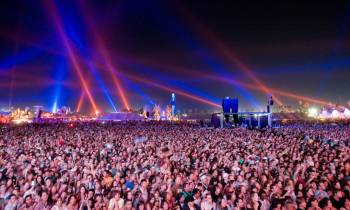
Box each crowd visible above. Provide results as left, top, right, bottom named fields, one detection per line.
left=0, top=121, right=349, bottom=210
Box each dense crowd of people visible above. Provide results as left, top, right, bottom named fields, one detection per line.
left=0, top=121, right=349, bottom=210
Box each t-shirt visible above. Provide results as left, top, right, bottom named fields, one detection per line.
left=331, top=197, right=345, bottom=209
left=125, top=181, right=134, bottom=190
left=211, top=192, right=223, bottom=203
left=5, top=203, right=18, bottom=210
left=108, top=198, right=124, bottom=209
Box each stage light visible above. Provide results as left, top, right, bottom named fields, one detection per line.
left=53, top=7, right=118, bottom=113
left=308, top=107, right=318, bottom=117
left=51, top=61, right=65, bottom=114
left=78, top=1, right=130, bottom=111
left=331, top=110, right=339, bottom=118
left=86, top=62, right=118, bottom=112
left=320, top=109, right=329, bottom=118
left=46, top=1, right=99, bottom=112
left=344, top=108, right=350, bottom=117
left=52, top=101, right=58, bottom=113
left=76, top=92, right=85, bottom=112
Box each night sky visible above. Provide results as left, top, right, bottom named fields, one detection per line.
left=0, top=0, right=350, bottom=113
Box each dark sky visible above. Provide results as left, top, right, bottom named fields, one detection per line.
left=0, top=0, right=350, bottom=112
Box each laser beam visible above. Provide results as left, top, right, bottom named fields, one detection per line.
left=177, top=7, right=283, bottom=105
left=46, top=0, right=98, bottom=113
left=207, top=75, right=331, bottom=106
left=123, top=73, right=221, bottom=108
left=76, top=92, right=85, bottom=112
left=78, top=1, right=130, bottom=111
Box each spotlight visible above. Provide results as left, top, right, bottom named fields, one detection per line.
left=344, top=108, right=350, bottom=117
left=331, top=110, right=339, bottom=118
left=319, top=109, right=329, bottom=119
left=308, top=107, right=318, bottom=118
left=52, top=101, right=58, bottom=113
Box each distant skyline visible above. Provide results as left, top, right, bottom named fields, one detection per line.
left=0, top=0, right=350, bottom=113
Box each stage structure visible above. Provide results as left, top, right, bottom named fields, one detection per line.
left=212, top=96, right=274, bottom=129
left=267, top=96, right=274, bottom=127
left=222, top=97, right=239, bottom=125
